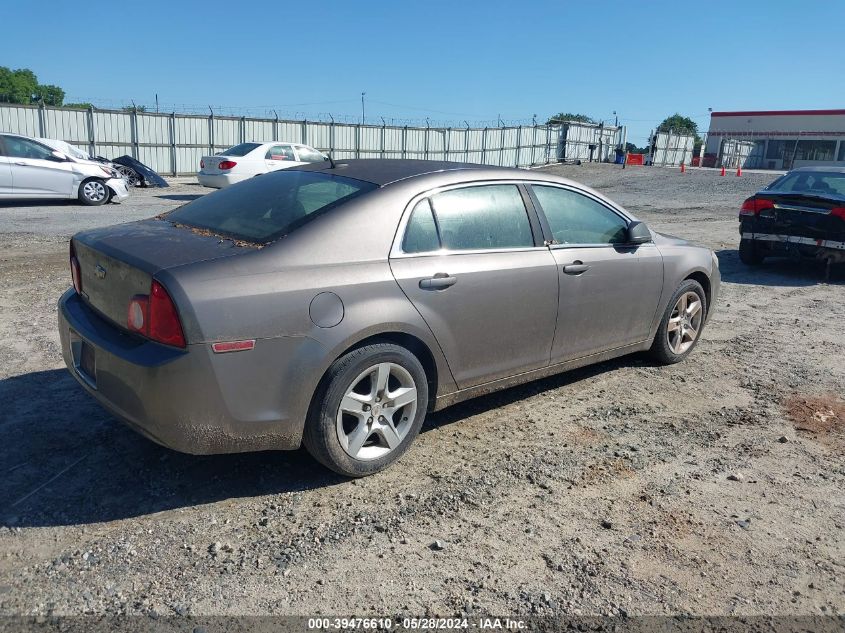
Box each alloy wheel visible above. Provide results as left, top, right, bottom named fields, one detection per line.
left=667, top=291, right=703, bottom=355
left=336, top=362, right=418, bottom=461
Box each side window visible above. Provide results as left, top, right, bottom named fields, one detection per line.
left=295, top=146, right=326, bottom=163
left=430, top=184, right=533, bottom=251
left=532, top=185, right=628, bottom=245
left=403, top=199, right=440, bottom=253
left=4, top=136, right=53, bottom=160
left=266, top=145, right=295, bottom=161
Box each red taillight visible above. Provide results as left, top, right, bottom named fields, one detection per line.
left=740, top=197, right=775, bottom=216
left=200, top=159, right=205, bottom=169
left=831, top=207, right=845, bottom=219
left=126, top=280, right=186, bottom=348
left=218, top=160, right=237, bottom=170
left=70, top=241, right=82, bottom=294
left=149, top=280, right=185, bottom=347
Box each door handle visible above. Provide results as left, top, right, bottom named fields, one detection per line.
left=14, top=162, right=27, bottom=166
left=563, top=261, right=590, bottom=275
left=419, top=273, right=457, bottom=290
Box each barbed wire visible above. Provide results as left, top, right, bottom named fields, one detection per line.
left=61, top=96, right=550, bottom=128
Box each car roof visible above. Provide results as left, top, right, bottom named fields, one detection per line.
left=790, top=166, right=845, bottom=174
left=290, top=159, right=520, bottom=186
left=245, top=141, right=309, bottom=146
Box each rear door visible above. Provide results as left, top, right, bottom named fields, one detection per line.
left=3, top=136, right=75, bottom=196
left=389, top=183, right=559, bottom=388
left=264, top=144, right=300, bottom=171
left=528, top=184, right=663, bottom=363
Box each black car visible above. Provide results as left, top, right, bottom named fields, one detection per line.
left=738, top=166, right=845, bottom=275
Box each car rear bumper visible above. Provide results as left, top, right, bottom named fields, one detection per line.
left=196, top=172, right=247, bottom=188
left=742, top=231, right=845, bottom=260
left=57, top=288, right=321, bottom=454
left=106, top=178, right=130, bottom=202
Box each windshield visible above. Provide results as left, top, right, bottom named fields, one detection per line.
left=767, top=171, right=845, bottom=196
left=218, top=143, right=261, bottom=157
left=165, top=170, right=377, bottom=243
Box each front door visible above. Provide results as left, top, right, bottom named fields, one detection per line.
left=0, top=138, right=12, bottom=194
left=3, top=136, right=75, bottom=196
left=390, top=184, right=559, bottom=389
left=528, top=184, right=664, bottom=363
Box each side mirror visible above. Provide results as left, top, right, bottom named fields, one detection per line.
left=626, top=221, right=652, bottom=245
left=49, top=150, right=68, bottom=162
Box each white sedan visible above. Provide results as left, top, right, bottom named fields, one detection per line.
left=197, top=142, right=327, bottom=188
left=0, top=133, right=129, bottom=205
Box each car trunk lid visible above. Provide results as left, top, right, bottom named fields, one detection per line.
left=743, top=191, right=845, bottom=240
left=200, top=155, right=227, bottom=174
left=72, top=218, right=257, bottom=331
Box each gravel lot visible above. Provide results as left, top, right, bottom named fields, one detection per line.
left=0, top=165, right=843, bottom=619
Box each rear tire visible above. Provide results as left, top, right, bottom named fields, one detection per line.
left=78, top=178, right=109, bottom=206
left=739, top=238, right=765, bottom=265
left=649, top=279, right=707, bottom=365
left=303, top=343, right=428, bottom=477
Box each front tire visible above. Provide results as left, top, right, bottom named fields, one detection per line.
left=303, top=343, right=428, bottom=477
left=739, top=238, right=765, bottom=265
left=78, top=178, right=109, bottom=206
left=649, top=279, right=707, bottom=365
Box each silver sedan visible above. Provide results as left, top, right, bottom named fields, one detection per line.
left=58, top=160, right=719, bottom=476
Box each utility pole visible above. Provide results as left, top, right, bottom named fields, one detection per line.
left=613, top=110, right=618, bottom=126
left=361, top=92, right=366, bottom=125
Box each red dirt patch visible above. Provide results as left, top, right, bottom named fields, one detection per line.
left=784, top=393, right=845, bottom=450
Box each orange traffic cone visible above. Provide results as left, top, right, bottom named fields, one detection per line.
left=720, top=166, right=726, bottom=176
left=736, top=165, right=742, bottom=177
left=680, top=163, right=686, bottom=173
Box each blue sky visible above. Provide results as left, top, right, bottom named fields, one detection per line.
left=2, top=0, right=843, bottom=144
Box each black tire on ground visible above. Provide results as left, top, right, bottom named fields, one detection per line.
left=649, top=279, right=707, bottom=365
left=302, top=343, right=429, bottom=477
left=78, top=178, right=109, bottom=206
left=739, top=238, right=765, bottom=265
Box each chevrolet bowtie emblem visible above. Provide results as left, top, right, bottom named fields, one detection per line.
left=95, top=264, right=107, bottom=279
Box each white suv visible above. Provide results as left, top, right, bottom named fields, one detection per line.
left=0, top=133, right=129, bottom=205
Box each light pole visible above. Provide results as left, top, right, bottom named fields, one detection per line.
left=361, top=92, right=366, bottom=125
left=613, top=110, right=617, bottom=126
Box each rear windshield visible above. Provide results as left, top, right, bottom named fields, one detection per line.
left=767, top=171, right=845, bottom=196
left=218, top=142, right=261, bottom=157
left=165, top=170, right=377, bottom=243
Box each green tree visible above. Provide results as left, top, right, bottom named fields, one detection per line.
left=657, top=113, right=700, bottom=142
left=625, top=142, right=646, bottom=154
left=63, top=102, right=94, bottom=109
left=32, top=84, right=65, bottom=106
left=546, top=112, right=596, bottom=125
left=0, top=66, right=66, bottom=106
left=0, top=67, right=38, bottom=104
left=121, top=105, right=147, bottom=112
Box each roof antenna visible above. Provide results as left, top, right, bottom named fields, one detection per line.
left=325, top=152, right=336, bottom=169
